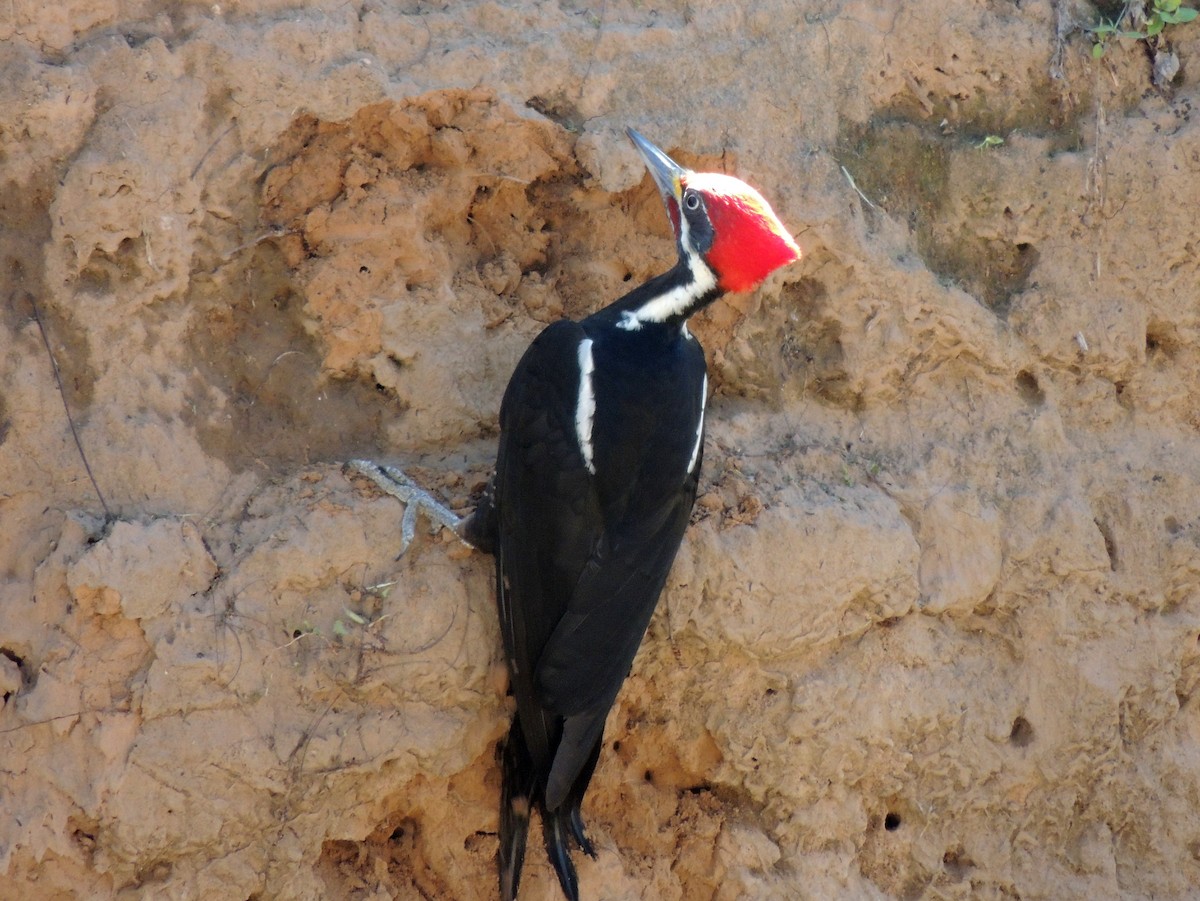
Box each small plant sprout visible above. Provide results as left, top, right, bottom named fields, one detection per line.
left=1091, top=20, right=1147, bottom=57
left=1091, top=0, right=1199, bottom=58
left=1148, top=0, right=1199, bottom=32
left=975, top=135, right=1005, bottom=151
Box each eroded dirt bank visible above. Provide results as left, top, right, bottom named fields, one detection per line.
left=3, top=2, right=1200, bottom=898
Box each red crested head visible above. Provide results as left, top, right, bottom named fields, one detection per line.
left=626, top=127, right=801, bottom=302
left=683, top=171, right=801, bottom=294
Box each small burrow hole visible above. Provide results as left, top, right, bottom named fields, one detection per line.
left=1015, top=370, right=1044, bottom=406
left=1009, top=715, right=1034, bottom=747
left=943, top=845, right=973, bottom=880
left=884, top=812, right=902, bottom=831
left=1146, top=321, right=1180, bottom=359
left=0, top=647, right=26, bottom=701
left=464, top=830, right=492, bottom=852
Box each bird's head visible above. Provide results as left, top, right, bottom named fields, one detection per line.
left=627, top=127, right=801, bottom=294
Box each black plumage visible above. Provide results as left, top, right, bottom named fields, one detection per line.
left=464, top=129, right=801, bottom=901
left=488, top=278, right=707, bottom=901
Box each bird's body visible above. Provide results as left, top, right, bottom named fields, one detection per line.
left=466, top=129, right=801, bottom=901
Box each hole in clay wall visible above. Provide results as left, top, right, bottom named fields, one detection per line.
left=1009, top=715, right=1035, bottom=747
left=1015, top=369, right=1044, bottom=406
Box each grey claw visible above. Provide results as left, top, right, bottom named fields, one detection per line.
left=347, top=459, right=470, bottom=554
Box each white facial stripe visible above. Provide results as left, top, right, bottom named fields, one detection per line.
left=687, top=372, right=706, bottom=474
left=576, top=338, right=597, bottom=474
left=678, top=194, right=692, bottom=249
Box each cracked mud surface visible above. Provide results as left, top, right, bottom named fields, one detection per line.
left=3, top=2, right=1200, bottom=898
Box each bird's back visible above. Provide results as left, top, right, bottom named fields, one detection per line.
left=491, top=309, right=707, bottom=901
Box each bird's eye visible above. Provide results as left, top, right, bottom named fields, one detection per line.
left=683, top=191, right=701, bottom=211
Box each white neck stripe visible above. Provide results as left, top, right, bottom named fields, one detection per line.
left=616, top=248, right=716, bottom=331
left=617, top=203, right=718, bottom=331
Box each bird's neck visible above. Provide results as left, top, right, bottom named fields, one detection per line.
left=601, top=249, right=722, bottom=335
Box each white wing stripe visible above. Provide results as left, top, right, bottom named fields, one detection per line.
left=576, top=338, right=597, bottom=474
left=687, top=372, right=706, bottom=473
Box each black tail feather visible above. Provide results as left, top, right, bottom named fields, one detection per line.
left=563, top=737, right=602, bottom=858
left=566, top=804, right=595, bottom=859
left=543, top=806, right=580, bottom=901
left=500, top=721, right=536, bottom=901
left=501, top=721, right=606, bottom=899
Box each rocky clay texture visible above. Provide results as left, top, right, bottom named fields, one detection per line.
left=3, top=1, right=1200, bottom=899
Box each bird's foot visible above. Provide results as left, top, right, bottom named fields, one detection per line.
left=347, top=459, right=474, bottom=555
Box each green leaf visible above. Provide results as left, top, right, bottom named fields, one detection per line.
left=1166, top=7, right=1199, bottom=21
left=332, top=619, right=348, bottom=639
left=1159, top=0, right=1182, bottom=13
left=1147, top=17, right=1166, bottom=35
left=1093, top=41, right=1107, bottom=58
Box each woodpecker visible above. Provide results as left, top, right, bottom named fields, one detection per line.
left=456, top=128, right=802, bottom=901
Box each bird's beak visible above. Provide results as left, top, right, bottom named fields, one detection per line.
left=626, top=127, right=686, bottom=212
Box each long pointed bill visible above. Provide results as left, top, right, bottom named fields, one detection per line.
left=626, top=127, right=686, bottom=217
